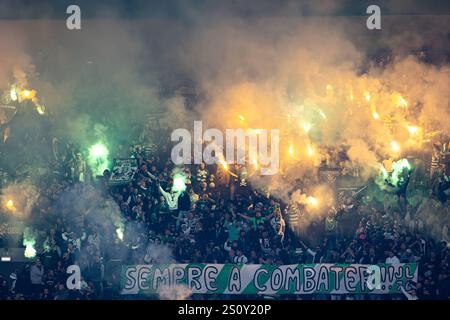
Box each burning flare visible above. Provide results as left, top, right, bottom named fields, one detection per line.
left=20, top=89, right=36, bottom=101
left=372, top=111, right=380, bottom=120
left=307, top=144, right=314, bottom=157
left=391, top=140, right=401, bottom=153
left=306, top=196, right=319, bottom=208
left=5, top=199, right=16, bottom=212
left=396, top=95, right=408, bottom=108
left=10, top=88, right=18, bottom=101
left=407, top=125, right=420, bottom=135
left=288, top=144, right=294, bottom=157
left=302, top=122, right=312, bottom=133
left=116, top=227, right=124, bottom=241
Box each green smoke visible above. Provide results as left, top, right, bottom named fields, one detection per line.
left=390, top=158, right=412, bottom=186
left=376, top=158, right=412, bottom=191
left=23, top=227, right=37, bottom=258
left=88, top=142, right=110, bottom=176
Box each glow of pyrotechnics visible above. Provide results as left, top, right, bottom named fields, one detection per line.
left=407, top=125, right=420, bottom=136
left=220, top=158, right=228, bottom=170
left=20, top=89, right=36, bottom=101
left=10, top=88, right=18, bottom=101
left=391, top=140, right=401, bottom=153
left=318, top=109, right=326, bottom=119
left=306, top=196, right=319, bottom=208
left=238, top=114, right=245, bottom=121
left=253, top=156, right=259, bottom=169
left=390, top=158, right=411, bottom=186
left=88, top=143, right=110, bottom=175
left=379, top=158, right=412, bottom=188
left=364, top=91, right=371, bottom=102
left=380, top=165, right=389, bottom=180
left=396, top=95, right=408, bottom=108
left=372, top=111, right=380, bottom=120
left=289, top=144, right=294, bottom=157
left=23, top=228, right=37, bottom=259
left=36, top=105, right=45, bottom=115
left=172, top=173, right=187, bottom=192
left=24, top=243, right=36, bottom=258
left=302, top=122, right=312, bottom=133
left=90, top=143, right=108, bottom=158
left=5, top=199, right=16, bottom=212
left=307, top=144, right=314, bottom=157
left=116, top=227, right=124, bottom=241
left=219, top=158, right=238, bottom=178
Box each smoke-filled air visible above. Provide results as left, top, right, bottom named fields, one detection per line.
left=0, top=0, right=449, bottom=301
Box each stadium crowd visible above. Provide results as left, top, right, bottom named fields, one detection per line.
left=0, top=141, right=449, bottom=300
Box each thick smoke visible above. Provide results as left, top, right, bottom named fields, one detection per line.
left=1, top=181, right=39, bottom=219
left=39, top=184, right=127, bottom=260
left=143, top=243, right=192, bottom=300
left=0, top=2, right=448, bottom=250
left=158, top=284, right=192, bottom=300
left=174, top=14, right=449, bottom=229
left=144, top=243, right=175, bottom=264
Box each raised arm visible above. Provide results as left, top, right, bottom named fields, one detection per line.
left=159, top=185, right=170, bottom=198
left=265, top=212, right=275, bottom=220
left=400, top=286, right=416, bottom=300
left=237, top=212, right=251, bottom=221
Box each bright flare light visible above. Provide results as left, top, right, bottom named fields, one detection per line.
left=307, top=144, right=314, bottom=157
left=238, top=114, right=245, bottom=121
left=372, top=111, right=380, bottom=120
left=302, top=122, right=312, bottom=133
left=24, top=244, right=36, bottom=258
left=90, top=143, right=108, bottom=158
left=10, top=88, right=18, bottom=101
left=390, top=158, right=411, bottom=186
left=391, top=140, right=401, bottom=153
left=116, top=227, right=124, bottom=241
left=253, top=157, right=259, bottom=169
left=23, top=228, right=37, bottom=258
left=88, top=143, right=110, bottom=175
left=397, top=95, right=408, bottom=108
left=318, top=109, right=327, bottom=119
left=20, top=89, right=36, bottom=100
left=173, top=174, right=187, bottom=192
left=289, top=144, right=294, bottom=157
left=36, top=105, right=45, bottom=115
left=219, top=158, right=238, bottom=178
left=364, top=91, right=371, bottom=102
left=407, top=125, right=420, bottom=135
left=306, top=196, right=319, bottom=208
left=6, top=199, right=16, bottom=212
left=220, top=159, right=228, bottom=170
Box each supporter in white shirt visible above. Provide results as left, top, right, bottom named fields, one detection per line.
left=385, top=251, right=400, bottom=264
left=233, top=249, right=248, bottom=264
